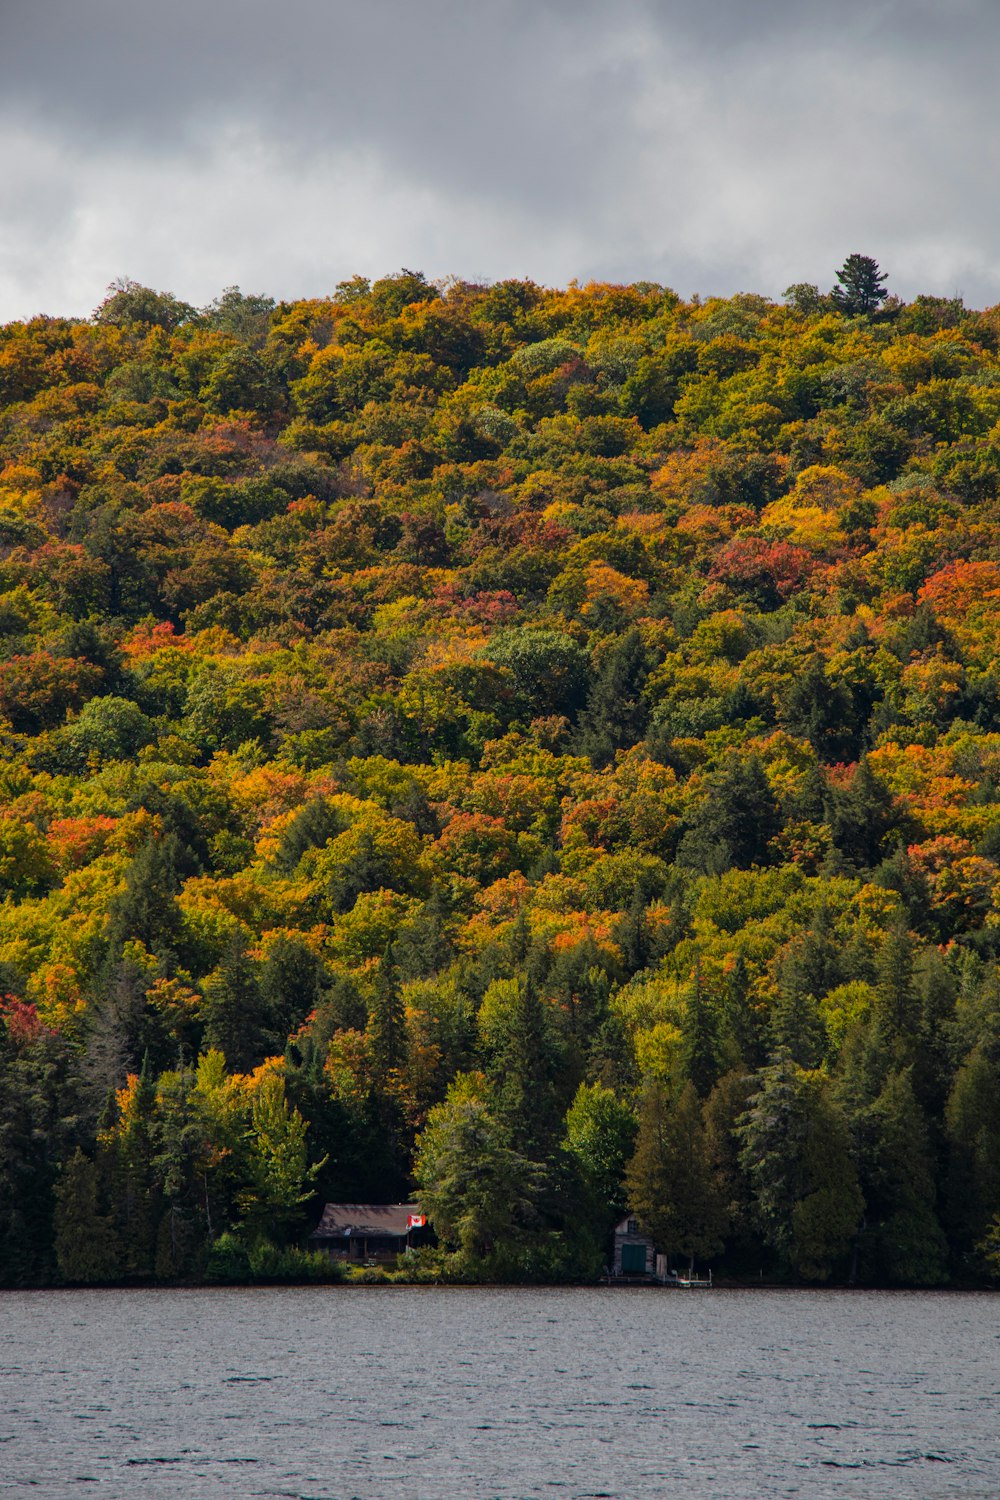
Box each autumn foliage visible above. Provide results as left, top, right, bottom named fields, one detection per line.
left=1, top=272, right=1000, bottom=1287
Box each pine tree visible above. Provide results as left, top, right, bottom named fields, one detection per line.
left=392, top=889, right=453, bottom=981
left=104, top=833, right=183, bottom=960
left=626, top=1080, right=727, bottom=1273
left=54, top=1149, right=120, bottom=1283
left=577, top=628, right=650, bottom=767
left=861, top=1070, right=948, bottom=1285
left=201, top=933, right=268, bottom=1073
left=831, top=254, right=888, bottom=315
left=828, top=757, right=902, bottom=869
left=367, top=948, right=407, bottom=1088
left=492, top=977, right=562, bottom=1158
left=945, top=1045, right=1000, bottom=1256
left=109, top=1057, right=160, bottom=1279
left=259, top=934, right=326, bottom=1039
left=678, top=754, right=781, bottom=873
left=681, top=968, right=719, bottom=1096
left=875, top=920, right=919, bottom=1058
left=718, top=952, right=766, bottom=1069
left=739, top=1056, right=863, bottom=1280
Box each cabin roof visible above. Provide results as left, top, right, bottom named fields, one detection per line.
left=310, top=1202, right=422, bottom=1239
left=614, top=1214, right=652, bottom=1237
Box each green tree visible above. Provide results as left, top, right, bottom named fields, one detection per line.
left=739, top=1056, right=862, bottom=1280
left=859, top=1069, right=947, bottom=1285
left=53, top=1149, right=120, bottom=1283
left=105, top=834, right=183, bottom=962
left=564, top=1082, right=637, bottom=1221
left=489, top=977, right=564, bottom=1157
left=259, top=934, right=326, bottom=1040
left=0, top=1025, right=83, bottom=1286
left=874, top=920, right=919, bottom=1060
left=717, top=953, right=766, bottom=1069
left=200, top=346, right=282, bottom=419
left=367, top=949, right=407, bottom=1089
left=831, top=255, right=888, bottom=315
left=680, top=970, right=720, bottom=1096
left=577, top=628, right=650, bottom=767
left=828, top=758, right=903, bottom=870
left=485, top=628, right=590, bottom=725
left=414, top=1073, right=546, bottom=1261
left=626, top=1080, right=727, bottom=1273
left=945, top=1045, right=1000, bottom=1258
left=58, top=695, right=154, bottom=769
left=106, top=1059, right=160, bottom=1279
left=201, top=933, right=268, bottom=1073
left=238, top=1073, right=323, bottom=1244
left=93, top=277, right=196, bottom=329
left=678, top=754, right=781, bottom=873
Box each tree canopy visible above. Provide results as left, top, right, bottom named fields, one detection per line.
left=1, top=268, right=999, bottom=1285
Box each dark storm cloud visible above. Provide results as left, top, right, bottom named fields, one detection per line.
left=2, top=0, right=1000, bottom=317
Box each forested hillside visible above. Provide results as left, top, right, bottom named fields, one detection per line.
left=2, top=267, right=1000, bottom=1287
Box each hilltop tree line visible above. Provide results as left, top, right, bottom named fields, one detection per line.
left=1, top=261, right=1000, bottom=1286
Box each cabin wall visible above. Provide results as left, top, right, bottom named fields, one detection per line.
left=612, top=1230, right=655, bottom=1275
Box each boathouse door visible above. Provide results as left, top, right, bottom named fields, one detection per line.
left=621, top=1242, right=647, bottom=1273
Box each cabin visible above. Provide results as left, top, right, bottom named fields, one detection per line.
left=612, top=1214, right=656, bottom=1278
left=309, top=1203, right=431, bottom=1264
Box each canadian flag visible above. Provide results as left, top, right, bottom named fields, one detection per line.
left=407, top=1214, right=427, bottom=1229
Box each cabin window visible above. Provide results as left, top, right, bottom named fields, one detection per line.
left=627, top=1218, right=638, bottom=1235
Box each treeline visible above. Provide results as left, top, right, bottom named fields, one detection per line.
left=1, top=266, right=1000, bottom=1286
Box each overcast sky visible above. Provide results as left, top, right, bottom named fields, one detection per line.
left=1, top=0, right=997, bottom=320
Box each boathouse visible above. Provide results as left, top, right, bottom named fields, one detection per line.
left=612, top=1214, right=656, bottom=1277
left=309, top=1203, right=431, bottom=1263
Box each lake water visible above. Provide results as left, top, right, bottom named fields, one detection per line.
left=1, top=1286, right=997, bottom=1499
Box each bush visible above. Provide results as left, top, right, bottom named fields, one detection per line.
left=204, top=1232, right=252, bottom=1283
left=205, top=1234, right=343, bottom=1284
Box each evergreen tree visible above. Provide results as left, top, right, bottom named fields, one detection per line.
left=626, top=1080, right=727, bottom=1273
left=704, top=1069, right=759, bottom=1267
left=769, top=913, right=839, bottom=1068
left=201, top=933, right=268, bottom=1073
left=680, top=969, right=719, bottom=1096
left=491, top=977, right=563, bottom=1158
left=860, top=1070, right=948, bottom=1285
left=739, top=1056, right=863, bottom=1280
left=107, top=1058, right=160, bottom=1279
left=912, top=947, right=957, bottom=1117
left=238, top=1074, right=323, bottom=1245
left=54, top=1149, right=120, bottom=1283
left=831, top=254, right=888, bottom=315
left=782, top=660, right=859, bottom=761
left=945, top=1045, right=1000, bottom=1259
left=717, top=952, right=766, bottom=1069
left=577, top=628, right=650, bottom=767
left=678, top=754, right=781, bottom=873
left=104, top=833, right=183, bottom=961
left=415, top=1073, right=547, bottom=1263
left=150, top=1067, right=204, bottom=1280
left=769, top=971, right=825, bottom=1070
left=828, top=758, right=903, bottom=869
left=0, top=1027, right=83, bottom=1286
left=259, top=934, right=326, bottom=1040
left=275, top=797, right=344, bottom=873
left=874, top=920, right=920, bottom=1059
left=367, top=948, right=407, bottom=1088
left=392, top=889, right=453, bottom=981
left=617, top=890, right=651, bottom=975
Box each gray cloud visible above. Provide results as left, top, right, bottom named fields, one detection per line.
left=2, top=0, right=999, bottom=319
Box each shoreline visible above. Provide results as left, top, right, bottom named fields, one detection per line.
left=2, top=1277, right=996, bottom=1294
